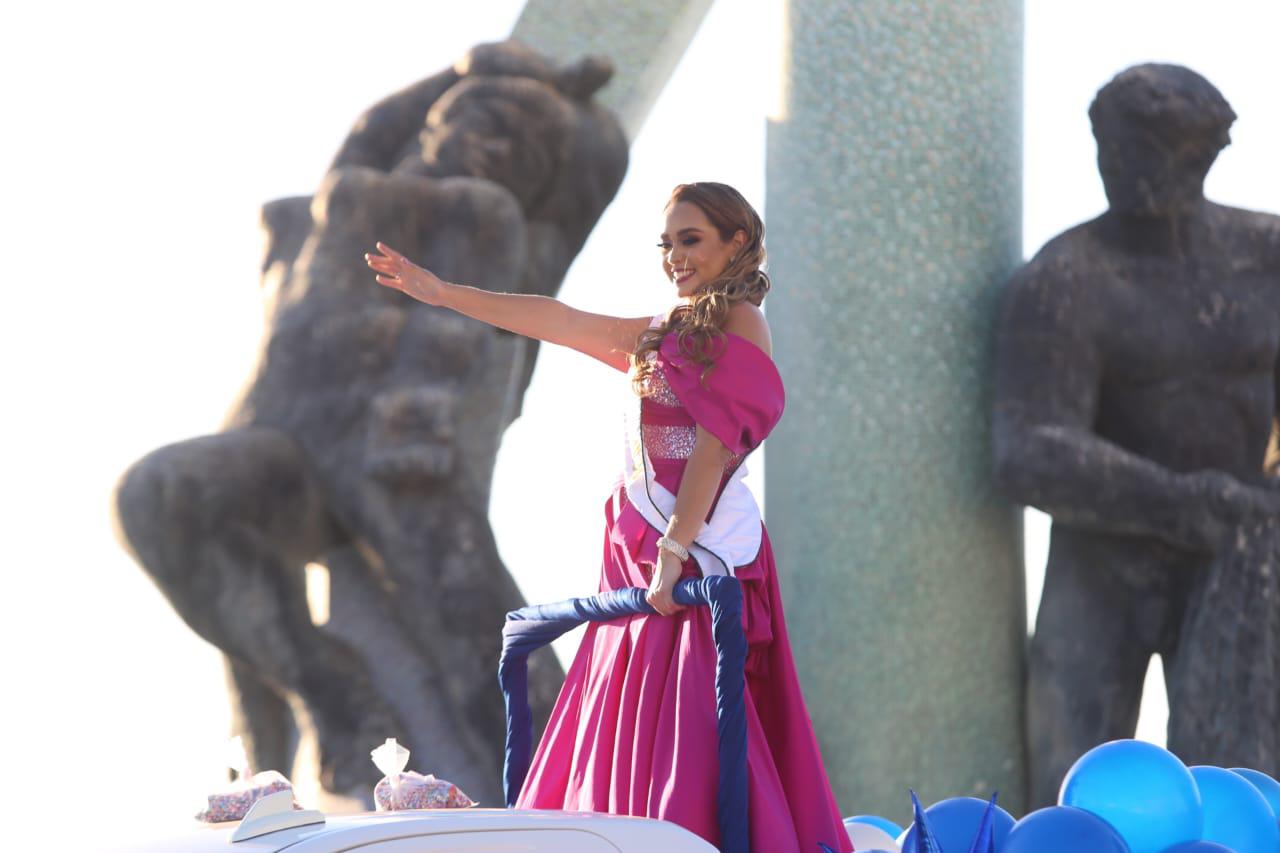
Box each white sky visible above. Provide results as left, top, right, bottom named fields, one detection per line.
left=1, top=0, right=1276, bottom=846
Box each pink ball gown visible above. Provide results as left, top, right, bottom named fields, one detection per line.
left=515, top=326, right=852, bottom=853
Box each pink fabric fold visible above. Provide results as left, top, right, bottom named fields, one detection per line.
left=657, top=332, right=785, bottom=455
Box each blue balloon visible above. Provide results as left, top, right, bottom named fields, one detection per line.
left=1159, top=843, right=1236, bottom=852
left=1060, top=739, right=1201, bottom=853
left=1231, top=767, right=1280, bottom=819
left=1004, top=806, right=1130, bottom=853
left=846, top=814, right=906, bottom=838
left=1190, top=766, right=1280, bottom=853
left=899, top=796, right=1015, bottom=852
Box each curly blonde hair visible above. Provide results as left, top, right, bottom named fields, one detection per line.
left=631, top=182, right=770, bottom=394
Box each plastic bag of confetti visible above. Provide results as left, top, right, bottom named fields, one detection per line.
left=374, top=770, right=476, bottom=811
left=195, top=770, right=297, bottom=823
left=194, top=736, right=299, bottom=823
left=370, top=737, right=475, bottom=811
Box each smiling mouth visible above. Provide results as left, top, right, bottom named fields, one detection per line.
left=674, top=269, right=696, bottom=284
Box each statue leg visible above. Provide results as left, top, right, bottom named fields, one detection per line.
left=1027, top=531, right=1154, bottom=808
left=113, top=426, right=397, bottom=791
left=225, top=656, right=297, bottom=782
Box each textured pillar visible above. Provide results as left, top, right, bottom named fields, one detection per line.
left=765, top=0, right=1027, bottom=820
left=512, top=0, right=714, bottom=140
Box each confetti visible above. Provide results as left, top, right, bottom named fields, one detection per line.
left=195, top=770, right=298, bottom=823
left=374, top=771, right=475, bottom=811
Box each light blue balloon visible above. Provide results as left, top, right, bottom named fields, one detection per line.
left=1004, top=806, right=1130, bottom=853
left=846, top=814, right=906, bottom=838
left=1059, top=739, right=1201, bottom=853
left=1231, top=767, right=1280, bottom=819
left=1158, top=842, right=1236, bottom=852
left=1190, top=766, right=1279, bottom=853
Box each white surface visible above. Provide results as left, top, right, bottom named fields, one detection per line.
left=3, top=2, right=1278, bottom=849
left=231, top=791, right=326, bottom=843
left=126, top=809, right=716, bottom=853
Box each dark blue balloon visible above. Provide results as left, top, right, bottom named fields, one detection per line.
left=1004, top=806, right=1130, bottom=853
left=1231, top=767, right=1280, bottom=819
left=899, top=796, right=1015, bottom=852
left=846, top=814, right=906, bottom=838
left=1158, top=842, right=1235, bottom=852
left=1190, top=765, right=1279, bottom=853
left=1060, top=739, right=1201, bottom=853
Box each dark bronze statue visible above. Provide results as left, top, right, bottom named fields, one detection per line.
left=112, top=40, right=628, bottom=803
left=993, top=63, right=1280, bottom=807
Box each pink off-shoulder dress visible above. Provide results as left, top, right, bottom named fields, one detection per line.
left=515, top=328, right=851, bottom=853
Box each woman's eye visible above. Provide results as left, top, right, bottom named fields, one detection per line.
left=656, top=242, right=672, bottom=251
left=681, top=238, right=699, bottom=247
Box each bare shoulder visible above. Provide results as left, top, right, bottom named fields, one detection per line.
left=723, top=302, right=772, bottom=356
left=1001, top=220, right=1102, bottom=319
left=1210, top=202, right=1280, bottom=271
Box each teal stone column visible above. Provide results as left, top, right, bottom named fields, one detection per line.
left=512, top=0, right=715, bottom=140
left=765, top=0, right=1027, bottom=820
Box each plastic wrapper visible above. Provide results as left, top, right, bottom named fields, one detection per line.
left=195, top=769, right=297, bottom=823
left=194, top=737, right=299, bottom=823
left=374, top=770, right=476, bottom=811
left=370, top=737, right=475, bottom=811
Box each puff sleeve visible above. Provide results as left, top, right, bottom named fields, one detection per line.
left=657, top=332, right=785, bottom=455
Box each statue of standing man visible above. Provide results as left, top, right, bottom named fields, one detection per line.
left=993, top=63, right=1280, bottom=806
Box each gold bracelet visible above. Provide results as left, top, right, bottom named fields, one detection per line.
left=656, top=536, right=690, bottom=562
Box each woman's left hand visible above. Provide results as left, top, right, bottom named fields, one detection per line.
left=646, top=550, right=686, bottom=616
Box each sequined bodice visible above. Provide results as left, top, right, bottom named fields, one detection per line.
left=639, top=358, right=743, bottom=469
left=640, top=360, right=698, bottom=460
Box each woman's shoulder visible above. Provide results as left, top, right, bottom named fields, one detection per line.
left=722, top=302, right=772, bottom=358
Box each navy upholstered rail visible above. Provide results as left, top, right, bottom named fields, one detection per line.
left=499, top=576, right=749, bottom=853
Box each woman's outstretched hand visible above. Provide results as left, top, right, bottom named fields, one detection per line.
left=365, top=242, right=448, bottom=306
left=646, top=551, right=686, bottom=617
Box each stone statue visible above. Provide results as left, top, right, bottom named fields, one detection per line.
left=992, top=63, right=1280, bottom=807
left=112, top=40, right=628, bottom=803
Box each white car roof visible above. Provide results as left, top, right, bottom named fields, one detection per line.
left=127, top=808, right=719, bottom=853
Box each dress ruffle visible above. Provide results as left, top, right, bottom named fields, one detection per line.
left=657, top=332, right=785, bottom=457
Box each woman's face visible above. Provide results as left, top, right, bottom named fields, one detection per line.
left=658, top=201, right=743, bottom=300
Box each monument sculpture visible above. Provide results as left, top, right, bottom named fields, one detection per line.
left=993, top=63, right=1280, bottom=806
left=112, top=40, right=628, bottom=802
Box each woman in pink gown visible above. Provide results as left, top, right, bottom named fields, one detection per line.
left=367, top=182, right=852, bottom=852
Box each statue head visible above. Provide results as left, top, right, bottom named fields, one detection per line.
left=399, top=40, right=622, bottom=225
left=1089, top=63, right=1236, bottom=216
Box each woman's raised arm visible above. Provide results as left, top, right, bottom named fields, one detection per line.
left=366, top=242, right=652, bottom=372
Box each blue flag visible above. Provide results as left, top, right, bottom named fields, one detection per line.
left=906, top=790, right=943, bottom=853
left=966, top=792, right=999, bottom=853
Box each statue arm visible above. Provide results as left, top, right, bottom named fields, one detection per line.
left=328, top=68, right=461, bottom=173
left=260, top=196, right=313, bottom=277
left=991, top=263, right=1223, bottom=551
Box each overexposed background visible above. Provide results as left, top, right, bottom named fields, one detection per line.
left=1, top=0, right=1276, bottom=846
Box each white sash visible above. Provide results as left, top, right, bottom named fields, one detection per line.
left=618, top=379, right=763, bottom=578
